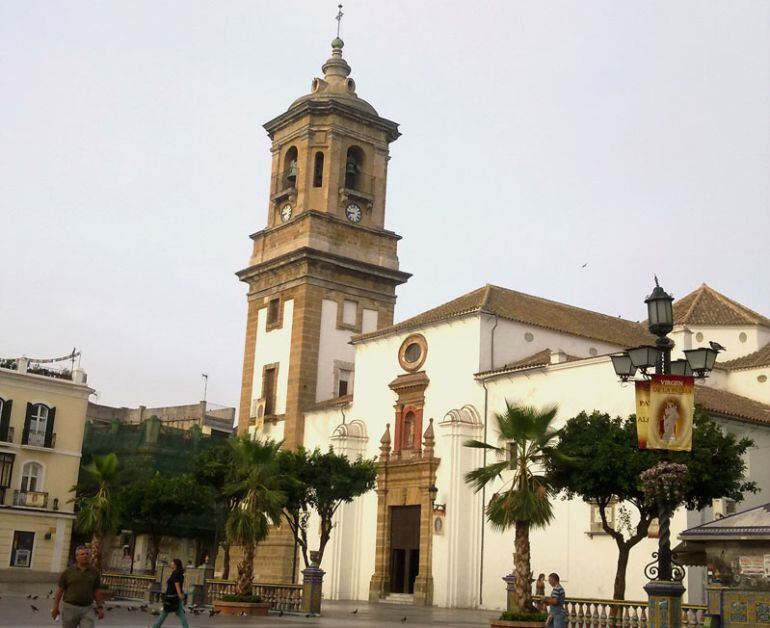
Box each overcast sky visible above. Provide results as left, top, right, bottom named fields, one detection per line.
left=1, top=1, right=768, bottom=412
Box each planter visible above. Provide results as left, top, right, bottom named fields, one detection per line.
left=213, top=600, right=271, bottom=616
left=491, top=620, right=546, bottom=627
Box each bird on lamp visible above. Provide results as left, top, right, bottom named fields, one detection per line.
left=710, top=341, right=727, bottom=352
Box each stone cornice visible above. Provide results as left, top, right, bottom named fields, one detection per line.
left=264, top=100, right=400, bottom=143
left=236, top=246, right=411, bottom=287
left=248, top=209, right=402, bottom=242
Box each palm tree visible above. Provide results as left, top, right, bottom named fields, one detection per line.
left=73, top=453, right=121, bottom=571
left=464, top=403, right=561, bottom=613
left=225, top=437, right=285, bottom=597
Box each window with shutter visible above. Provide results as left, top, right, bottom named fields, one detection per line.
left=21, top=462, right=42, bottom=492
left=44, top=408, right=55, bottom=448
left=0, top=398, right=11, bottom=442
left=26, top=405, right=48, bottom=447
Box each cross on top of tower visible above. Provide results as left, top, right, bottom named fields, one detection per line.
left=335, top=4, right=344, bottom=38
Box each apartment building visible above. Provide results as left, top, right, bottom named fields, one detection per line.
left=0, top=357, right=92, bottom=576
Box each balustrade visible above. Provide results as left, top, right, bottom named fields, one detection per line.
left=101, top=572, right=157, bottom=601
left=535, top=596, right=706, bottom=627
left=204, top=579, right=303, bottom=612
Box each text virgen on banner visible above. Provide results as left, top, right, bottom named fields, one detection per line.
left=646, top=374, right=695, bottom=451
left=634, top=380, right=651, bottom=449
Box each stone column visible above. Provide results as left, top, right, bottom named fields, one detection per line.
left=301, top=551, right=326, bottom=615
left=645, top=580, right=685, bottom=628
left=412, top=420, right=436, bottom=606
left=369, top=425, right=391, bottom=601
left=502, top=573, right=517, bottom=612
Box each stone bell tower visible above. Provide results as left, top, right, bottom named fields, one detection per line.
left=236, top=37, right=410, bottom=449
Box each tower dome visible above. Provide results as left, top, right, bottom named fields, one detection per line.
left=289, top=38, right=378, bottom=115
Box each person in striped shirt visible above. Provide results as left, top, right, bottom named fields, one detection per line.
left=543, top=572, right=566, bottom=628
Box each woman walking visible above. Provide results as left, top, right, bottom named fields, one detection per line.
left=535, top=573, right=546, bottom=610
left=152, top=559, right=189, bottom=628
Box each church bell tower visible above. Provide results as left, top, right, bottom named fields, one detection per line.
left=236, top=37, right=410, bottom=448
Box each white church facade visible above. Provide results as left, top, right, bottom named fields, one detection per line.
left=236, top=37, right=770, bottom=609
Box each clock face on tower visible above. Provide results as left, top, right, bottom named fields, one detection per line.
left=280, top=203, right=293, bottom=222
left=345, top=202, right=362, bottom=223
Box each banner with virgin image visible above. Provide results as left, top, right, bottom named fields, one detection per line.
left=635, top=380, right=651, bottom=449
left=646, top=374, right=695, bottom=451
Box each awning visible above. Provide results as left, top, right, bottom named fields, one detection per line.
left=673, top=541, right=707, bottom=567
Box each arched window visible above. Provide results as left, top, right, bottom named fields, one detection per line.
left=345, top=146, right=364, bottom=190
left=403, top=411, right=416, bottom=450
left=283, top=146, right=298, bottom=187
left=313, top=152, right=324, bottom=187
left=21, top=461, right=42, bottom=492
left=28, top=404, right=48, bottom=446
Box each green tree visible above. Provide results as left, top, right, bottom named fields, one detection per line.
left=121, top=473, right=213, bottom=574
left=464, top=403, right=561, bottom=613
left=225, top=437, right=285, bottom=597
left=193, top=440, right=236, bottom=578
left=72, top=453, right=122, bottom=571
left=279, top=447, right=377, bottom=570
left=547, top=409, right=757, bottom=600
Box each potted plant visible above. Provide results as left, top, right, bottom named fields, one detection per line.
left=465, top=403, right=561, bottom=627
left=214, top=438, right=285, bottom=616
left=491, top=610, right=549, bottom=628
left=213, top=594, right=270, bottom=617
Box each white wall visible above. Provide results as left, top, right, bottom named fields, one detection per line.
left=671, top=325, right=767, bottom=362
left=251, top=299, right=294, bottom=415
left=479, top=314, right=623, bottom=373
left=316, top=300, right=356, bottom=402
left=726, top=367, right=770, bottom=404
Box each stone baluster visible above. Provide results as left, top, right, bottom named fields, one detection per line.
left=629, top=605, right=639, bottom=628
left=599, top=603, right=608, bottom=628
left=639, top=605, right=647, bottom=627
left=567, top=600, right=578, bottom=624
left=577, top=601, right=585, bottom=626
left=621, top=606, right=630, bottom=627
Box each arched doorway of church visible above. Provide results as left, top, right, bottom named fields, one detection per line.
left=389, top=505, right=420, bottom=594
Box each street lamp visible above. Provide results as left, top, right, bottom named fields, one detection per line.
left=610, top=278, right=723, bottom=628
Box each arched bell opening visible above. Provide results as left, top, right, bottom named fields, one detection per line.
left=283, top=146, right=298, bottom=188
left=345, top=146, right=364, bottom=190
left=313, top=151, right=325, bottom=188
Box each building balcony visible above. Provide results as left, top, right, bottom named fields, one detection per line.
left=23, top=431, right=56, bottom=448
left=13, top=490, right=49, bottom=509
left=0, top=427, right=14, bottom=444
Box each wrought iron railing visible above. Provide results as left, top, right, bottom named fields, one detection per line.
left=101, top=573, right=158, bottom=601
left=205, top=579, right=303, bottom=612
left=534, top=596, right=707, bottom=627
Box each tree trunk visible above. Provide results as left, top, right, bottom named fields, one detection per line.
left=221, top=542, right=231, bottom=581
left=149, top=536, right=161, bottom=576
left=90, top=531, right=103, bottom=572
left=236, top=542, right=255, bottom=597
left=513, top=520, right=534, bottom=612
left=613, top=544, right=631, bottom=601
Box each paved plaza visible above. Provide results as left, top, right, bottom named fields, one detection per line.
left=0, top=582, right=494, bottom=628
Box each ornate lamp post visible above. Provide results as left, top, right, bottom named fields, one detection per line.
left=610, top=278, right=720, bottom=628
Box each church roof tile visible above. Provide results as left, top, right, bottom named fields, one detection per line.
left=673, top=283, right=770, bottom=327
left=694, top=385, right=770, bottom=426
left=354, top=284, right=653, bottom=348
left=718, top=342, right=770, bottom=371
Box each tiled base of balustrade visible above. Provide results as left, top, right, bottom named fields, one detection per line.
left=490, top=621, right=546, bottom=627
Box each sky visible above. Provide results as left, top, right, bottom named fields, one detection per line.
left=1, top=1, right=769, bottom=412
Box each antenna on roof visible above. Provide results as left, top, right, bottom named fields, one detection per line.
left=202, top=373, right=209, bottom=405
left=654, top=274, right=660, bottom=287
left=335, top=3, right=344, bottom=38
